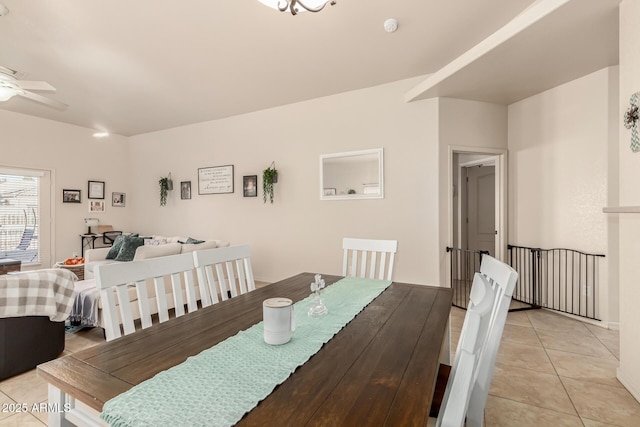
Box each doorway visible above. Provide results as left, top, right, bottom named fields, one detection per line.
left=449, top=147, right=507, bottom=261
left=460, top=158, right=496, bottom=256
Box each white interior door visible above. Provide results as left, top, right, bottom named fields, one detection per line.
left=466, top=165, right=495, bottom=256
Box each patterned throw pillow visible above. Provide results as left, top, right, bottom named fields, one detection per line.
left=114, top=235, right=145, bottom=262
left=144, top=238, right=168, bottom=246
left=106, top=235, right=126, bottom=259
left=185, top=237, right=205, bottom=244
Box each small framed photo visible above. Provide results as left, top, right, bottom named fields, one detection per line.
left=62, top=189, right=81, bottom=203
left=112, top=192, right=126, bottom=207
left=181, top=181, right=192, bottom=200
left=89, top=200, right=105, bottom=213
left=88, top=180, right=105, bottom=199
left=243, top=175, right=257, bottom=197
left=323, top=188, right=336, bottom=196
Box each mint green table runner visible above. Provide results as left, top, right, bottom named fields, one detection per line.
left=100, top=276, right=392, bottom=427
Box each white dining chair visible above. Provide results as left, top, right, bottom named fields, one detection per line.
left=342, top=237, right=398, bottom=281
left=433, top=254, right=518, bottom=427
left=192, top=244, right=256, bottom=306
left=95, top=252, right=199, bottom=342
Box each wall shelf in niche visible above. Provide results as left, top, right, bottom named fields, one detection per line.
left=602, top=206, right=640, bottom=213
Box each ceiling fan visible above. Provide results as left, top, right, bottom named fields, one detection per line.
left=0, top=66, right=67, bottom=110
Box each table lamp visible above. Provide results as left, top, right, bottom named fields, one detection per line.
left=84, top=218, right=99, bottom=235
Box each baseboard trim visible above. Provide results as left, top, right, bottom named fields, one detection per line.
left=617, top=368, right=640, bottom=403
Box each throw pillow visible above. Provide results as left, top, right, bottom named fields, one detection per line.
left=106, top=235, right=126, bottom=259
left=114, top=235, right=145, bottom=262
left=186, top=237, right=205, bottom=244
left=144, top=238, right=168, bottom=246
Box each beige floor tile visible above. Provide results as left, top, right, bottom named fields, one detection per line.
left=0, top=411, right=45, bottom=426
left=489, top=362, right=577, bottom=415
left=505, top=310, right=533, bottom=327
left=527, top=309, right=593, bottom=336
left=0, top=392, right=15, bottom=421
left=561, top=377, right=640, bottom=427
left=0, top=370, right=47, bottom=405
left=484, top=395, right=583, bottom=427
left=581, top=419, right=620, bottom=427
left=501, top=323, right=542, bottom=347
left=496, top=341, right=555, bottom=374
left=536, top=329, right=616, bottom=359
left=599, top=337, right=620, bottom=360
left=585, top=323, right=620, bottom=341
left=63, top=327, right=105, bottom=353
left=546, top=349, right=621, bottom=388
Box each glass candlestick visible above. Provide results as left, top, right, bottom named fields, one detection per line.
left=308, top=273, right=328, bottom=317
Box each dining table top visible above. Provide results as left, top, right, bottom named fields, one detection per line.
left=38, top=272, right=453, bottom=426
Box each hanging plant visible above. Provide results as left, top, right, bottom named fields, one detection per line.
left=263, top=162, right=278, bottom=204
left=159, top=177, right=169, bottom=206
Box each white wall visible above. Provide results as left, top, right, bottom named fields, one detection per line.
left=507, top=67, right=618, bottom=324
left=128, top=77, right=441, bottom=284
left=616, top=0, right=640, bottom=403
left=0, top=110, right=132, bottom=267
left=438, top=98, right=509, bottom=286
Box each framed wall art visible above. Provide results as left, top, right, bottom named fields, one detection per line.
left=88, top=180, right=105, bottom=199
left=243, top=175, right=257, bottom=197
left=181, top=181, right=192, bottom=200
left=89, top=200, right=105, bottom=213
left=112, top=192, right=126, bottom=207
left=63, top=189, right=81, bottom=203
left=198, top=165, right=234, bottom=195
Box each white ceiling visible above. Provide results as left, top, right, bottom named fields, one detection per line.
left=0, top=0, right=619, bottom=137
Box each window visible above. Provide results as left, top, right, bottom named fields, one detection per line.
left=0, top=167, right=49, bottom=265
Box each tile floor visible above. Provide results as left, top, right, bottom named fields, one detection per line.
left=1, top=306, right=636, bottom=426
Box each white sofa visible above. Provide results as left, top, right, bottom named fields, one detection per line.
left=84, top=236, right=230, bottom=280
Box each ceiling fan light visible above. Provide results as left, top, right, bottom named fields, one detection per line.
left=0, top=86, right=16, bottom=101
left=257, top=0, right=333, bottom=14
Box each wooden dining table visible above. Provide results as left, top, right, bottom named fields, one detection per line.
left=38, top=272, right=452, bottom=426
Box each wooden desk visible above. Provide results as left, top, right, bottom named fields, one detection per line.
left=38, top=273, right=452, bottom=426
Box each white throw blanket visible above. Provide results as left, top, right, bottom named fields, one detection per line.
left=68, top=279, right=101, bottom=327
left=0, top=269, right=75, bottom=322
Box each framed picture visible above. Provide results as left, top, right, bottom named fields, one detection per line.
left=62, top=189, right=81, bottom=203
left=323, top=188, right=337, bottom=196
left=112, top=192, right=126, bottom=207
left=243, top=175, right=257, bottom=197
left=88, top=180, right=105, bottom=199
left=181, top=181, right=192, bottom=200
left=89, top=200, right=105, bottom=213
left=198, top=165, right=234, bottom=195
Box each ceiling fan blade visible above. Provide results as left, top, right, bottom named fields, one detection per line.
left=19, top=90, right=68, bottom=110
left=16, top=80, right=56, bottom=92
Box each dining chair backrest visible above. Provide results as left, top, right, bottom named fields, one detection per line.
left=342, top=237, right=398, bottom=281
left=192, top=245, right=256, bottom=307
left=95, top=252, right=198, bottom=341
left=436, top=254, right=518, bottom=427
left=465, top=255, right=518, bottom=426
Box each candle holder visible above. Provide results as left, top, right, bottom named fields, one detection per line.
left=308, top=273, right=328, bottom=317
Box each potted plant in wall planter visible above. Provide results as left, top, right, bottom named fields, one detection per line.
left=159, top=173, right=173, bottom=206
left=263, top=162, right=278, bottom=204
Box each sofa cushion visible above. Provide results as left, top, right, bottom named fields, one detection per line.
left=114, top=235, right=145, bottom=262
left=180, top=240, right=218, bottom=254
left=85, top=259, right=117, bottom=274
left=134, top=242, right=182, bottom=260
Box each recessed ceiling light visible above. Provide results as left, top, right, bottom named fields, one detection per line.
left=93, top=132, right=109, bottom=138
